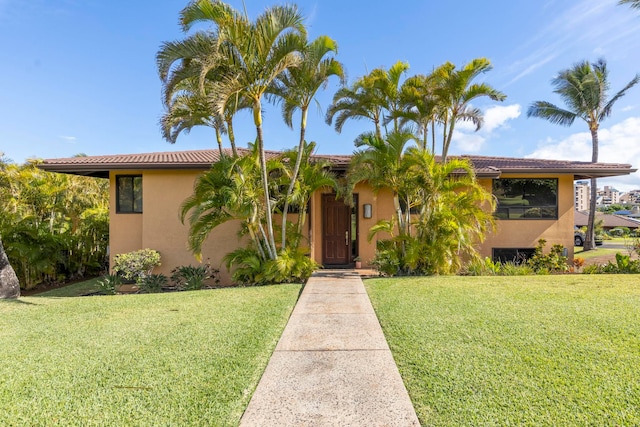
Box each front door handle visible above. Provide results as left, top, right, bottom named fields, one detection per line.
left=345, top=231, right=349, bottom=246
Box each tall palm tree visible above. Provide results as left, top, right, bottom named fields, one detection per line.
left=270, top=34, right=345, bottom=249
left=157, top=32, right=230, bottom=156
left=434, top=58, right=506, bottom=162
left=180, top=0, right=306, bottom=259
left=528, top=58, right=639, bottom=250
left=393, top=73, right=440, bottom=151
left=326, top=61, right=409, bottom=139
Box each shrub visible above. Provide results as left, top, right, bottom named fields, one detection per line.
left=609, top=227, right=630, bottom=237
left=527, top=239, right=569, bottom=274
left=138, top=273, right=167, bottom=293
left=601, top=253, right=640, bottom=274
left=97, top=274, right=121, bottom=295
left=112, top=249, right=161, bottom=283
left=224, top=247, right=317, bottom=285
left=171, top=263, right=220, bottom=291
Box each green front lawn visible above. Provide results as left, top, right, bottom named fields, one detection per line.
left=0, top=285, right=300, bottom=426
left=366, top=276, right=640, bottom=426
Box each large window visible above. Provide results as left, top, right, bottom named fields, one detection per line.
left=493, top=248, right=535, bottom=264
left=116, top=175, right=142, bottom=213
left=493, top=178, right=558, bottom=220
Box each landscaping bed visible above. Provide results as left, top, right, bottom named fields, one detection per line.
left=366, top=275, right=640, bottom=426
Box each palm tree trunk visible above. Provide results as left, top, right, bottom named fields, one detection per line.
left=0, top=237, right=20, bottom=299
left=431, top=120, right=436, bottom=154
left=254, top=100, right=278, bottom=259
left=281, top=107, right=308, bottom=249
left=225, top=118, right=239, bottom=158
left=215, top=128, right=224, bottom=157
left=585, top=126, right=600, bottom=250
left=442, top=118, right=456, bottom=163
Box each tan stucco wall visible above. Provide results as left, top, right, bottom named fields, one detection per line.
left=479, top=174, right=575, bottom=259
left=109, top=170, right=576, bottom=283
left=109, top=169, right=243, bottom=284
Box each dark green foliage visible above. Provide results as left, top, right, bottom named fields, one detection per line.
left=583, top=253, right=640, bottom=274
left=138, top=274, right=168, bottom=293
left=224, top=246, right=317, bottom=285
left=526, top=239, right=569, bottom=273
left=170, top=264, right=220, bottom=290
left=97, top=274, right=121, bottom=295
left=0, top=161, right=109, bottom=289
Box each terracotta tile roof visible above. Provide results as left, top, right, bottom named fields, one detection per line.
left=39, top=148, right=636, bottom=180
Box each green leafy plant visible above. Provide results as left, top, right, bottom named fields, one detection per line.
left=170, top=263, right=220, bottom=291
left=224, top=246, right=317, bottom=285
left=527, top=239, right=569, bottom=274
left=112, top=249, right=161, bottom=283
left=97, top=274, right=121, bottom=295
left=601, top=253, right=640, bottom=274
left=138, top=273, right=168, bottom=293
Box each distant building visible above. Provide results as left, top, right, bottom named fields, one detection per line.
left=574, top=181, right=590, bottom=211
left=620, top=189, right=640, bottom=205
left=597, top=185, right=621, bottom=207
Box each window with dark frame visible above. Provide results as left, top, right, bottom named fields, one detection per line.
left=116, top=175, right=142, bottom=213
left=493, top=178, right=558, bottom=220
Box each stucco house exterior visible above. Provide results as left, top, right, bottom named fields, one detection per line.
left=40, top=149, right=636, bottom=283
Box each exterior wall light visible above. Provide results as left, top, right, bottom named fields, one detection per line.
left=363, top=204, right=372, bottom=219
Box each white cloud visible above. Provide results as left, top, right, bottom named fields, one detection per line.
left=451, top=104, right=521, bottom=152
left=59, top=135, right=77, bottom=142
left=527, top=116, right=640, bottom=191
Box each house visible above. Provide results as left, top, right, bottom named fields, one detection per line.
left=574, top=210, right=640, bottom=232
left=40, top=149, right=636, bottom=282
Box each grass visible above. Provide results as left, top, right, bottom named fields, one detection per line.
left=366, top=275, right=640, bottom=426
left=0, top=284, right=301, bottom=426
left=573, top=246, right=622, bottom=260
left=34, top=277, right=104, bottom=297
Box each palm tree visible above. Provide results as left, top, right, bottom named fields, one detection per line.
left=157, top=32, right=230, bottom=156
left=393, top=73, right=440, bottom=151
left=403, top=148, right=495, bottom=274
left=270, top=34, right=345, bottom=249
left=433, top=58, right=506, bottom=162
left=527, top=58, right=639, bottom=250
left=326, top=61, right=409, bottom=139
left=349, top=131, right=417, bottom=239
left=180, top=0, right=306, bottom=259
left=619, top=0, right=640, bottom=9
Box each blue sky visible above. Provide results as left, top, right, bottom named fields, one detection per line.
left=2, top=0, right=640, bottom=191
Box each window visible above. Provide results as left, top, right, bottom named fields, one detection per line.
left=116, top=175, right=142, bottom=213
left=493, top=178, right=558, bottom=220
left=493, top=248, right=535, bottom=264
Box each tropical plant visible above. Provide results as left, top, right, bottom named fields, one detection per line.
left=223, top=246, right=317, bottom=286
left=176, top=0, right=307, bottom=261
left=138, top=274, right=168, bottom=293
left=97, top=274, right=122, bottom=295
left=326, top=61, right=409, bottom=140
left=526, top=239, right=569, bottom=274
left=349, top=134, right=495, bottom=276
left=170, top=263, right=220, bottom=290
left=528, top=59, right=639, bottom=250
left=432, top=58, right=506, bottom=161
left=269, top=34, right=344, bottom=249
left=0, top=161, right=108, bottom=289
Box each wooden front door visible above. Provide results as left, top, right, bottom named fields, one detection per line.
left=322, top=194, right=351, bottom=265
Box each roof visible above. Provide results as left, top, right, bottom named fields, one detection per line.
left=574, top=210, right=640, bottom=229
left=39, top=148, right=636, bottom=180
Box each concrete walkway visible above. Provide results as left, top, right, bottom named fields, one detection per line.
left=240, top=270, right=420, bottom=426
